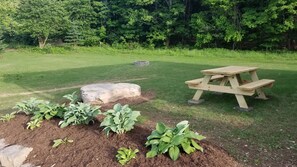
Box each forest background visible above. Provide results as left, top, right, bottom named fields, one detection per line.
left=0, top=0, right=296, bottom=50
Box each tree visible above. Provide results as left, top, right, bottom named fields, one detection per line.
left=64, top=22, right=83, bottom=46
left=0, top=30, right=6, bottom=52
left=242, top=0, right=297, bottom=49
left=64, top=0, right=107, bottom=46
left=16, top=0, right=68, bottom=48
left=0, top=0, right=19, bottom=34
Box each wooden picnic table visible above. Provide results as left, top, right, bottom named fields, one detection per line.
left=185, top=66, right=275, bottom=111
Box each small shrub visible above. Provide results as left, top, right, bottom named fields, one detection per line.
left=26, top=119, right=42, bottom=130
left=145, top=120, right=205, bottom=161
left=100, top=103, right=140, bottom=136
left=52, top=137, right=73, bottom=148
left=63, top=91, right=79, bottom=105
left=59, top=103, right=100, bottom=128
left=14, top=98, right=45, bottom=115
left=31, top=103, right=66, bottom=120
left=14, top=97, right=66, bottom=120
left=0, top=112, right=16, bottom=122
left=116, top=147, right=139, bottom=165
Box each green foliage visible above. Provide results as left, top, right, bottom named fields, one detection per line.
left=59, top=103, right=100, bottom=128
left=0, top=30, right=7, bottom=52
left=16, top=0, right=68, bottom=48
left=0, top=0, right=295, bottom=49
left=52, top=137, right=73, bottom=148
left=116, top=147, right=139, bottom=165
left=26, top=119, right=42, bottom=130
left=0, top=112, right=16, bottom=122
left=0, top=0, right=19, bottom=34
left=64, top=22, right=83, bottom=46
left=100, top=104, right=140, bottom=136
left=14, top=98, right=65, bottom=120
left=63, top=91, right=79, bottom=105
left=31, top=103, right=66, bottom=121
left=14, top=98, right=46, bottom=115
left=145, top=120, right=205, bottom=161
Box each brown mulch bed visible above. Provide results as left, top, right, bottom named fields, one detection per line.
left=0, top=114, right=241, bottom=167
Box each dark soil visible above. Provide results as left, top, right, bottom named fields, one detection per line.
left=0, top=114, right=241, bottom=167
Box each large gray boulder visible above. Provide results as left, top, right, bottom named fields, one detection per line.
left=81, top=83, right=141, bottom=104
left=0, top=145, right=33, bottom=167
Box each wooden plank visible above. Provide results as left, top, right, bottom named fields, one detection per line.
left=201, top=66, right=258, bottom=76
left=191, top=75, right=212, bottom=101
left=249, top=70, right=268, bottom=99
left=188, top=84, right=255, bottom=96
left=238, top=79, right=275, bottom=91
left=185, top=75, right=224, bottom=85
left=228, top=76, right=249, bottom=109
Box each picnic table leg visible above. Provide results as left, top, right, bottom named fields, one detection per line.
left=228, top=76, right=251, bottom=110
left=188, top=75, right=211, bottom=104
left=236, top=74, right=243, bottom=85
left=219, top=77, right=229, bottom=86
left=249, top=71, right=268, bottom=100
left=211, top=77, right=229, bottom=95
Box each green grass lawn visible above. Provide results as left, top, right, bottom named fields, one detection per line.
left=0, top=47, right=296, bottom=166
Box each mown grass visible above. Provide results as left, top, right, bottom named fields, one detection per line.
left=0, top=47, right=296, bottom=166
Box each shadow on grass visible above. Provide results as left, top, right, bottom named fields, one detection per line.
left=2, top=61, right=297, bottom=117
left=2, top=61, right=297, bottom=166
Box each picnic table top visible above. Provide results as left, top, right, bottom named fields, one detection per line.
left=201, top=66, right=258, bottom=76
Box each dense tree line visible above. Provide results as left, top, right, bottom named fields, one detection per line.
left=0, top=0, right=296, bottom=50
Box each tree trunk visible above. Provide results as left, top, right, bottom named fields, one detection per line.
left=38, top=36, right=48, bottom=49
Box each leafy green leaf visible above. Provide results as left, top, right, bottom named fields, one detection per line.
left=191, top=139, right=204, bottom=152
left=169, top=146, right=180, bottom=161
left=181, top=141, right=195, bottom=154
left=156, top=122, right=167, bottom=134
left=171, top=135, right=184, bottom=145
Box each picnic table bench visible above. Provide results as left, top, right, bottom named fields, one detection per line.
left=185, top=66, right=275, bottom=111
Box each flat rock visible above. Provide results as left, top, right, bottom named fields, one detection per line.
left=81, top=83, right=141, bottom=104
left=133, top=61, right=150, bottom=67
left=0, top=145, right=33, bottom=167
left=0, top=139, right=8, bottom=150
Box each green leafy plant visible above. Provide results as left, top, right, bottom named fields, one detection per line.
left=59, top=103, right=100, bottom=128
left=145, top=120, right=205, bottom=161
left=31, top=102, right=66, bottom=121
left=26, top=119, right=42, bottom=130
left=14, top=98, right=46, bottom=115
left=0, top=112, right=16, bottom=122
left=100, top=103, right=140, bottom=136
left=52, top=137, right=73, bottom=148
left=116, top=147, right=139, bottom=165
left=63, top=91, right=79, bottom=104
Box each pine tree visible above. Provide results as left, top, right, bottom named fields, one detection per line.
left=65, top=22, right=83, bottom=45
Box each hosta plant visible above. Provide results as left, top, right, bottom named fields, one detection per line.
left=26, top=119, right=42, bottom=130
left=145, top=120, right=205, bottom=161
left=116, top=147, right=139, bottom=165
left=31, top=103, right=66, bottom=121
left=59, top=103, right=100, bottom=128
left=52, top=137, right=73, bottom=148
left=100, top=103, right=140, bottom=136
left=14, top=98, right=46, bottom=115
left=63, top=91, right=79, bottom=104
left=0, top=112, right=16, bottom=122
